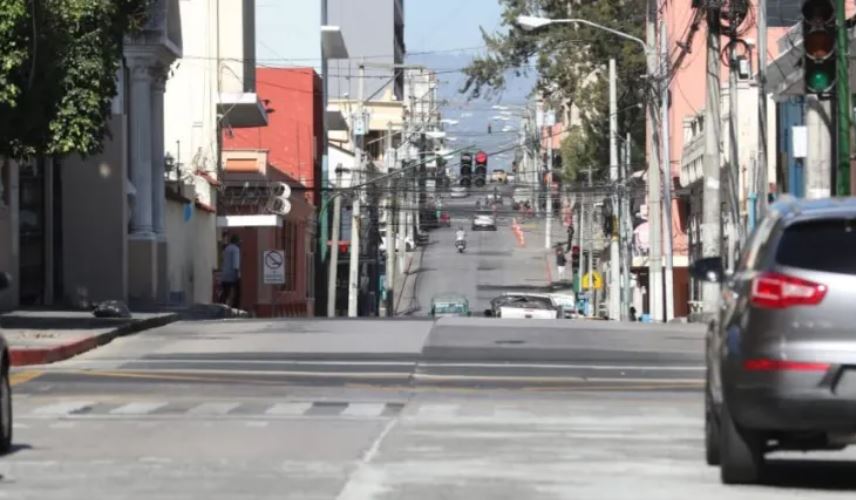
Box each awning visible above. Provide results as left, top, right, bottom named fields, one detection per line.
left=218, top=92, right=268, bottom=128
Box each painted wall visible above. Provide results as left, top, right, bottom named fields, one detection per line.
left=225, top=67, right=322, bottom=202
left=0, top=160, right=19, bottom=311
left=61, top=114, right=130, bottom=306
left=165, top=197, right=217, bottom=305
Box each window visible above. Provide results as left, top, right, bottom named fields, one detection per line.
left=776, top=218, right=856, bottom=275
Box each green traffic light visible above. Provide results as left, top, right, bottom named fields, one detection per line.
left=807, top=69, right=833, bottom=92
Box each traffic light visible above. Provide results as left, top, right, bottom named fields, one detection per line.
left=460, top=152, right=472, bottom=187
left=802, top=0, right=837, bottom=96
left=474, top=150, right=488, bottom=187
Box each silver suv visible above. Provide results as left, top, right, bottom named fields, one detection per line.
left=693, top=198, right=856, bottom=484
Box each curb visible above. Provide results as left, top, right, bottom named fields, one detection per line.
left=9, top=313, right=179, bottom=366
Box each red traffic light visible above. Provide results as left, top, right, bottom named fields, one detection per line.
left=475, top=151, right=488, bottom=164
left=805, top=30, right=834, bottom=61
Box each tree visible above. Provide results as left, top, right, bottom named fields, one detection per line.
left=0, top=0, right=151, bottom=159
left=463, top=0, right=648, bottom=182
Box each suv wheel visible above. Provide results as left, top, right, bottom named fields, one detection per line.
left=720, top=400, right=764, bottom=484
left=0, top=367, right=12, bottom=454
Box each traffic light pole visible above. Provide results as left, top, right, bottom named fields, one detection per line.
left=835, top=0, right=851, bottom=196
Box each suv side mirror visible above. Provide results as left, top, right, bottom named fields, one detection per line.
left=690, top=257, right=724, bottom=283
left=0, top=272, right=10, bottom=291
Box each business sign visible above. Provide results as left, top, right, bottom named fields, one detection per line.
left=262, top=250, right=285, bottom=285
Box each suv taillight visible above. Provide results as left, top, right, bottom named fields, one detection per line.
left=750, top=272, right=827, bottom=309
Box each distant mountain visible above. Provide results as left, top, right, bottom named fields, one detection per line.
left=407, top=52, right=537, bottom=171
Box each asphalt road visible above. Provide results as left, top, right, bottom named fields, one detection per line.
left=4, top=318, right=856, bottom=498
left=417, top=184, right=564, bottom=316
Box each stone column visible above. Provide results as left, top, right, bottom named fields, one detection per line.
left=128, top=57, right=155, bottom=237
left=150, top=65, right=167, bottom=238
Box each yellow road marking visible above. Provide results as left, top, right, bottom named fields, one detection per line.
left=10, top=370, right=43, bottom=386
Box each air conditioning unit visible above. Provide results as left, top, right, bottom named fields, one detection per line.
left=271, top=181, right=291, bottom=198
left=268, top=197, right=292, bottom=216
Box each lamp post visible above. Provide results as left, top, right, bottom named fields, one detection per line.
left=516, top=15, right=665, bottom=322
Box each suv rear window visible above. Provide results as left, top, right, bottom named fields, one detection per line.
left=775, top=218, right=856, bottom=274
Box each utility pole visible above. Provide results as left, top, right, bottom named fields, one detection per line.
left=578, top=175, right=586, bottom=298
left=726, top=5, right=742, bottom=268
left=660, top=16, right=675, bottom=321
left=805, top=95, right=833, bottom=198
left=754, top=0, right=768, bottom=227
left=326, top=168, right=344, bottom=317
left=545, top=123, right=553, bottom=250
left=587, top=166, right=594, bottom=317
left=835, top=0, right=851, bottom=196
left=647, top=0, right=663, bottom=322
left=384, top=123, right=397, bottom=317
left=620, top=132, right=633, bottom=321
left=608, top=58, right=620, bottom=321
left=347, top=63, right=366, bottom=318
left=702, top=3, right=723, bottom=317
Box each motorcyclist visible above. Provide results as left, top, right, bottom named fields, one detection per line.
left=455, top=226, right=466, bottom=249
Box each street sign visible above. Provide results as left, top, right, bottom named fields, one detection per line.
left=582, top=271, right=603, bottom=290
left=262, top=250, right=285, bottom=285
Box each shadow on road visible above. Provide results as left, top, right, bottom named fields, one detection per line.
left=3, top=443, right=34, bottom=457
left=762, top=459, right=856, bottom=490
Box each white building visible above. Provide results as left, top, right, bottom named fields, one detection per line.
left=163, top=0, right=267, bottom=305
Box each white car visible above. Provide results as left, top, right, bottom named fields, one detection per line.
left=472, top=211, right=497, bottom=231
left=450, top=186, right=469, bottom=198
left=498, top=305, right=558, bottom=319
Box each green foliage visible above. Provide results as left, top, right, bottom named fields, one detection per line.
left=463, top=0, right=648, bottom=183
left=0, top=0, right=151, bottom=158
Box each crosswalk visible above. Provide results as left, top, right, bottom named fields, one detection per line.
left=14, top=398, right=405, bottom=420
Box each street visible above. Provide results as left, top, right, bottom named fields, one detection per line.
left=3, top=317, right=856, bottom=499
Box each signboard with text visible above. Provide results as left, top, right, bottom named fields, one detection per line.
left=262, top=250, right=285, bottom=285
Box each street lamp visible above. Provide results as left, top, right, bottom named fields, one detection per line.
left=515, top=13, right=667, bottom=322
left=515, top=15, right=650, bottom=54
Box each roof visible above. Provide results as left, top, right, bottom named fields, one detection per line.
left=771, top=196, right=856, bottom=218
left=430, top=293, right=469, bottom=303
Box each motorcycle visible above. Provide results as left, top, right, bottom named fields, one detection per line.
left=455, top=239, right=466, bottom=253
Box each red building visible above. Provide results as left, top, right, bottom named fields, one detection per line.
left=220, top=68, right=322, bottom=317
left=226, top=67, right=323, bottom=204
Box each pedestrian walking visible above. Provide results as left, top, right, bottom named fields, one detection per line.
left=555, top=245, right=567, bottom=281
left=219, top=234, right=241, bottom=308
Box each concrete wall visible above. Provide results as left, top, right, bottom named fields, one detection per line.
left=165, top=199, right=217, bottom=305
left=0, top=160, right=19, bottom=311
left=61, top=115, right=129, bottom=306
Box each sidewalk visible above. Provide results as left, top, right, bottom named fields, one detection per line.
left=1, top=310, right=178, bottom=366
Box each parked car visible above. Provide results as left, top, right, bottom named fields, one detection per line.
left=486, top=294, right=558, bottom=319
left=430, top=293, right=471, bottom=318
left=0, top=272, right=13, bottom=454
left=695, top=197, right=856, bottom=485
left=490, top=169, right=507, bottom=184
left=450, top=186, right=469, bottom=198
left=472, top=211, right=497, bottom=231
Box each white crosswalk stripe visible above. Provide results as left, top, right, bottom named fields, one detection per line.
left=340, top=403, right=387, bottom=417
left=32, top=401, right=93, bottom=416
left=109, top=402, right=168, bottom=415
left=265, top=402, right=313, bottom=416
left=415, top=403, right=459, bottom=418
left=186, top=402, right=241, bottom=415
